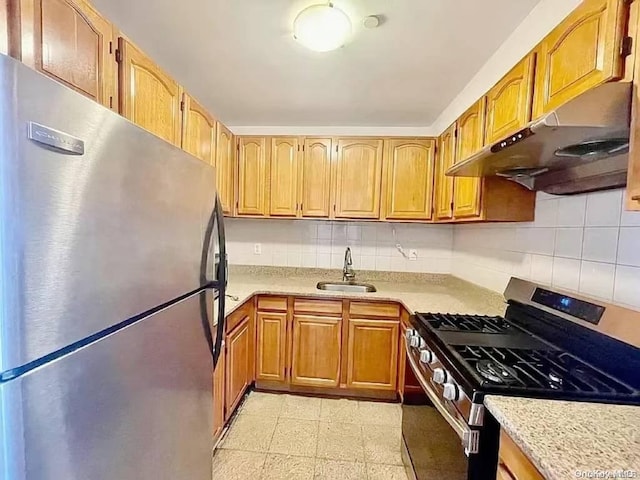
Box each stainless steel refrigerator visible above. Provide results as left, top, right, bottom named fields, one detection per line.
left=0, top=54, right=227, bottom=479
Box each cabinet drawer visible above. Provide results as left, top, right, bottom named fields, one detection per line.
left=499, top=430, right=544, bottom=480
left=294, top=298, right=343, bottom=316
left=226, top=301, right=252, bottom=333
left=349, top=301, right=400, bottom=319
left=257, top=296, right=288, bottom=312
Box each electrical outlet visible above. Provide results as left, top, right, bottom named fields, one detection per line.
left=254, top=243, right=262, bottom=255
left=409, top=249, right=418, bottom=260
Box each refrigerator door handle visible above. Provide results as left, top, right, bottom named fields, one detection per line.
left=199, top=195, right=227, bottom=367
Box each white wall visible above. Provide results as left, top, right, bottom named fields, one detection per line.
left=429, top=0, right=581, bottom=134
left=225, top=218, right=453, bottom=273
left=452, top=189, right=640, bottom=311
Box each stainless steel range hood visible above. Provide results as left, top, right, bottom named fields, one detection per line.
left=446, top=82, right=632, bottom=195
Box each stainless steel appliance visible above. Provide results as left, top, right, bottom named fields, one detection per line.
left=0, top=54, right=227, bottom=479
left=401, top=278, right=640, bottom=480
left=446, top=82, right=632, bottom=194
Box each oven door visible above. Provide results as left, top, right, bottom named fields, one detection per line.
left=402, top=335, right=484, bottom=480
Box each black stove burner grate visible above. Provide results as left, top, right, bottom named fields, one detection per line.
left=420, top=312, right=511, bottom=334
left=454, top=345, right=636, bottom=395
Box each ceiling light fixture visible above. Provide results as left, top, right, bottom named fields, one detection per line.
left=293, top=3, right=352, bottom=52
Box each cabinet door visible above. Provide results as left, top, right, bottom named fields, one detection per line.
left=237, top=136, right=268, bottom=216
left=496, top=464, right=515, bottom=480
left=269, top=137, right=299, bottom=217
left=118, top=37, right=182, bottom=146
left=435, top=124, right=456, bottom=220
left=383, top=139, right=435, bottom=220
left=19, top=0, right=116, bottom=108
left=485, top=54, right=535, bottom=144
left=334, top=138, right=383, bottom=219
left=213, top=345, right=225, bottom=438
left=216, top=122, right=235, bottom=215
left=181, top=92, right=215, bottom=164
left=301, top=138, right=332, bottom=218
left=225, top=318, right=250, bottom=414
left=533, top=0, right=626, bottom=118
left=256, top=311, right=287, bottom=382
left=454, top=99, right=485, bottom=218
left=291, top=315, right=341, bottom=388
left=347, top=319, right=399, bottom=390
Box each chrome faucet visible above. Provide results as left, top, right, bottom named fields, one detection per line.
left=343, top=247, right=356, bottom=282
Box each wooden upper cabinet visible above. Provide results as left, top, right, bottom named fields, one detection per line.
left=485, top=54, right=536, bottom=144
left=181, top=92, right=215, bottom=164
left=382, top=139, right=435, bottom=221
left=255, top=311, right=288, bottom=383
left=17, top=0, right=116, bottom=108
left=334, top=138, right=384, bottom=219
left=626, top=0, right=640, bottom=211
left=237, top=136, right=268, bottom=216
left=118, top=37, right=182, bottom=146
left=346, top=318, right=399, bottom=390
left=290, top=314, right=342, bottom=388
left=269, top=137, right=299, bottom=217
left=301, top=138, right=333, bottom=218
left=216, top=122, right=235, bottom=215
left=435, top=124, right=456, bottom=221
left=533, top=0, right=626, bottom=118
left=454, top=99, right=485, bottom=218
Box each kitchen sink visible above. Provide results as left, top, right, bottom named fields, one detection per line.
left=316, top=281, right=377, bottom=293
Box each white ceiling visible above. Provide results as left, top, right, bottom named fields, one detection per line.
left=94, top=0, right=542, bottom=127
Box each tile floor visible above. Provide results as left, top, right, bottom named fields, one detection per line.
left=212, top=391, right=409, bottom=480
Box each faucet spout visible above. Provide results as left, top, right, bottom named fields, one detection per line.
left=343, top=247, right=356, bottom=282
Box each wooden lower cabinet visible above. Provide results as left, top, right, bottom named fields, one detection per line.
left=346, top=318, right=399, bottom=390
left=497, top=430, right=544, bottom=480
left=291, top=314, right=342, bottom=388
left=225, top=315, right=251, bottom=414
left=212, top=345, right=225, bottom=439
left=255, top=311, right=287, bottom=382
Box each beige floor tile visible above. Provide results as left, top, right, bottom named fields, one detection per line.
left=316, top=422, right=364, bottom=462
left=367, top=463, right=409, bottom=480
left=362, top=424, right=403, bottom=465
left=319, top=398, right=360, bottom=423
left=280, top=394, right=322, bottom=420
left=260, top=454, right=315, bottom=480
left=220, top=414, right=277, bottom=452
left=269, top=418, right=319, bottom=457
left=212, top=449, right=266, bottom=480
left=357, top=401, right=402, bottom=426
left=241, top=391, right=284, bottom=417
left=313, top=459, right=366, bottom=480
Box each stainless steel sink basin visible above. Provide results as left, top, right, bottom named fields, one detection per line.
left=316, top=281, right=377, bottom=293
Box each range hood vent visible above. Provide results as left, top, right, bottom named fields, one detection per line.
left=446, top=82, right=632, bottom=195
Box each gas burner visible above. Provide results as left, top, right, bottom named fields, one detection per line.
left=476, top=359, right=520, bottom=384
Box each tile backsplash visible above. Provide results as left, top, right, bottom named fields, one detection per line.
left=452, top=189, right=640, bottom=311
left=224, top=189, right=640, bottom=311
left=225, top=218, right=453, bottom=274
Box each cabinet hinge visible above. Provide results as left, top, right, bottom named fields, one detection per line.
left=109, top=96, right=113, bottom=109
left=333, top=204, right=336, bottom=212
left=450, top=201, right=454, bottom=210
left=621, top=36, right=633, bottom=57
left=335, top=145, right=338, bottom=153
left=300, top=203, right=303, bottom=212
left=180, top=100, right=185, bottom=111
left=454, top=128, right=458, bottom=139
left=115, top=48, right=122, bottom=63
left=302, top=145, right=305, bottom=152
left=109, top=41, right=113, bottom=55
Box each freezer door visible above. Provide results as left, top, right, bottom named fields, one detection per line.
left=0, top=55, right=217, bottom=372
left=0, top=290, right=215, bottom=480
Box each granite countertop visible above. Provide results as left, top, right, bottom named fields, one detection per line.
left=485, top=395, right=640, bottom=480
left=223, top=265, right=506, bottom=317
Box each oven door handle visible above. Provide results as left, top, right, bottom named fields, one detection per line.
left=404, top=337, right=479, bottom=456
